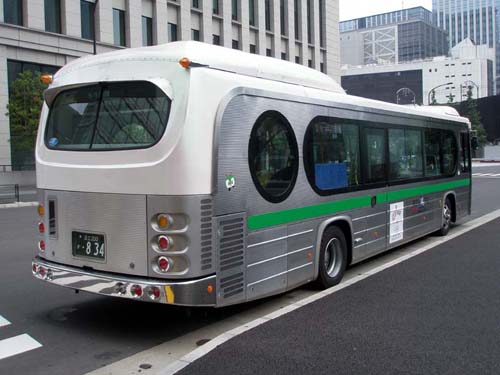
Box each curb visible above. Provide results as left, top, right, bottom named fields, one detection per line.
left=0, top=202, right=38, bottom=209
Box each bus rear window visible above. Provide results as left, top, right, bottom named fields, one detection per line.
left=45, top=81, right=170, bottom=151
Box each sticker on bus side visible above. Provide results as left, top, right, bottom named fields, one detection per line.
left=389, top=202, right=404, bottom=244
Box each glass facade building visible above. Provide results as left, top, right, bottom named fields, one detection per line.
left=433, top=0, right=500, bottom=92
left=340, top=7, right=448, bottom=65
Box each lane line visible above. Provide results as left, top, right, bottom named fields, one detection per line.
left=0, top=315, right=10, bottom=328
left=0, top=334, right=42, bottom=360
left=158, top=208, right=500, bottom=375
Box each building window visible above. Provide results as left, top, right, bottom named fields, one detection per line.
left=280, top=0, right=287, bottom=35
left=232, top=0, right=239, bottom=21
left=168, top=23, right=178, bottom=42
left=232, top=40, right=239, bottom=49
left=266, top=48, right=272, bottom=56
left=142, top=16, right=153, bottom=46
left=45, top=0, right=61, bottom=33
left=295, top=56, right=300, bottom=63
left=320, top=62, right=325, bottom=73
left=249, top=0, right=256, bottom=26
left=319, top=0, right=325, bottom=47
left=248, top=111, right=299, bottom=203
left=213, top=0, right=219, bottom=15
left=213, top=34, right=220, bottom=45
left=250, top=44, right=256, bottom=53
left=113, top=9, right=126, bottom=47
left=308, top=59, right=312, bottom=67
left=281, top=52, right=287, bottom=60
left=3, top=0, right=22, bottom=25
left=307, top=0, right=313, bottom=43
left=192, top=0, right=200, bottom=9
left=192, top=29, right=200, bottom=41
left=265, top=0, right=272, bottom=31
left=81, top=0, right=95, bottom=40
left=303, top=119, right=361, bottom=192
left=294, top=0, right=301, bottom=40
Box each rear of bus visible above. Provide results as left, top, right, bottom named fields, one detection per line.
left=32, top=44, right=220, bottom=306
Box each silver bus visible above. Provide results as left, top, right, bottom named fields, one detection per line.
left=32, top=42, right=472, bottom=307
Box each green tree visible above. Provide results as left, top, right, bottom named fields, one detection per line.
left=463, top=85, right=487, bottom=147
left=5, top=70, right=47, bottom=167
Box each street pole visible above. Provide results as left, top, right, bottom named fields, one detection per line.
left=93, top=0, right=100, bottom=55
left=427, top=82, right=453, bottom=105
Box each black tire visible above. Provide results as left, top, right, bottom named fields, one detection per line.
left=437, top=197, right=453, bottom=236
left=315, top=226, right=348, bottom=289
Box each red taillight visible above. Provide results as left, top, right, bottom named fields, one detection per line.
left=131, top=285, right=143, bottom=297
left=38, top=240, right=45, bottom=252
left=150, top=287, right=161, bottom=300
left=39, top=267, right=46, bottom=277
left=158, top=256, right=170, bottom=272
left=158, top=235, right=170, bottom=251
left=38, top=222, right=45, bottom=234
left=32, top=264, right=37, bottom=273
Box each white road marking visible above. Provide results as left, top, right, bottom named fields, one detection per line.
left=0, top=334, right=42, bottom=360
left=155, top=208, right=500, bottom=375
left=0, top=316, right=10, bottom=328
left=472, top=173, right=500, bottom=178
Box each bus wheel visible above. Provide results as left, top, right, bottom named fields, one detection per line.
left=316, top=226, right=347, bottom=289
left=438, top=197, right=453, bottom=236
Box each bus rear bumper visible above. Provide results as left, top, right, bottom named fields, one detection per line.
left=32, top=257, right=217, bottom=306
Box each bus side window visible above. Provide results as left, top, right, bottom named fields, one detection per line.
left=442, top=130, right=458, bottom=175
left=424, top=129, right=442, bottom=176
left=362, top=127, right=387, bottom=184
left=460, top=132, right=471, bottom=173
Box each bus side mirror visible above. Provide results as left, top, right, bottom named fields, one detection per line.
left=471, top=136, right=479, bottom=150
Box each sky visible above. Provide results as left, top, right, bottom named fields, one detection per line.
left=340, top=0, right=433, bottom=21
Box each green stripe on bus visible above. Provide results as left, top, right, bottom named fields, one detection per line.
left=247, top=178, right=470, bottom=231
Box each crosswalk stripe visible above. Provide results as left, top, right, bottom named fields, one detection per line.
left=0, top=334, right=42, bottom=360
left=0, top=315, right=10, bottom=328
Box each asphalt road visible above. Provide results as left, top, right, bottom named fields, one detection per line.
left=178, top=215, right=500, bottom=375
left=0, top=164, right=499, bottom=374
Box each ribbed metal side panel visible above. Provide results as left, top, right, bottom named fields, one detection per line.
left=215, top=213, right=246, bottom=306
left=200, top=198, right=213, bottom=271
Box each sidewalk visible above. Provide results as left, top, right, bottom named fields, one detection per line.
left=175, top=217, right=500, bottom=375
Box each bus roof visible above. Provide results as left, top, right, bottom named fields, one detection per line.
left=55, top=41, right=345, bottom=94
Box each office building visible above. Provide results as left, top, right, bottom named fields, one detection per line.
left=0, top=0, right=340, bottom=169
left=433, top=0, right=499, bottom=92
left=340, top=6, right=448, bottom=66
left=342, top=38, right=493, bottom=105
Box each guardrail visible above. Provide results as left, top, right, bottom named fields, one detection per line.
left=0, top=184, right=37, bottom=204
left=0, top=164, right=36, bottom=172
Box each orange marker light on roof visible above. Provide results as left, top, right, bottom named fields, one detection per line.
left=179, top=57, right=191, bottom=68
left=40, top=74, right=53, bottom=84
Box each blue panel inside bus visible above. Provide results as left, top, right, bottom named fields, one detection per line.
left=315, top=163, right=348, bottom=190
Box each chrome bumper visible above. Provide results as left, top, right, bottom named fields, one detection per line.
left=32, top=257, right=216, bottom=306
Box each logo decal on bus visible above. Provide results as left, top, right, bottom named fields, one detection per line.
left=225, top=174, right=236, bottom=191
left=48, top=138, right=59, bottom=147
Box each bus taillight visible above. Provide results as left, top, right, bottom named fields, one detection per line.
left=158, top=256, right=171, bottom=272
left=37, top=204, right=44, bottom=216
left=158, top=235, right=171, bottom=251
left=131, top=285, right=143, bottom=297
left=38, top=240, right=45, bottom=252
left=148, top=286, right=161, bottom=300
left=38, top=222, right=45, bottom=234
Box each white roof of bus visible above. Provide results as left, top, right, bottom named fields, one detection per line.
left=54, top=41, right=469, bottom=126
left=56, top=41, right=345, bottom=93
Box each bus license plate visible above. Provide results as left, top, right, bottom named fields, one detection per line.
left=72, top=231, right=105, bottom=260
